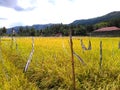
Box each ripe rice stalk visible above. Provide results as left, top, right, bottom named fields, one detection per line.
left=0, top=48, right=9, bottom=80
left=23, top=37, right=34, bottom=73
left=111, top=41, right=115, bottom=60
left=62, top=40, right=70, bottom=56
left=10, top=36, right=18, bottom=51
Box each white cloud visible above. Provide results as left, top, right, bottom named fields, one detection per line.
left=0, top=0, right=120, bottom=28
left=17, top=0, right=36, bottom=10
left=0, top=0, right=34, bottom=11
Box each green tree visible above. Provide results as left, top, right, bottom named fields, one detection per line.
left=18, top=27, right=24, bottom=36
left=0, top=28, right=2, bottom=35
left=2, top=27, right=7, bottom=34
left=0, top=27, right=7, bottom=36
left=30, top=27, right=36, bottom=36
left=94, top=22, right=109, bottom=29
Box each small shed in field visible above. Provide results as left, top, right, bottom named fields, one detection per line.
left=92, top=26, right=120, bottom=36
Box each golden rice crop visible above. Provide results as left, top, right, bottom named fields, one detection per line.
left=0, top=37, right=120, bottom=89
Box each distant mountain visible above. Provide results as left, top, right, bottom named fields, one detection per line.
left=71, top=11, right=120, bottom=25
left=7, top=11, right=120, bottom=34
left=32, top=24, right=52, bottom=30
left=7, top=24, right=52, bottom=34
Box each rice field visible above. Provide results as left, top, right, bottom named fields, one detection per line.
left=0, top=37, right=120, bottom=90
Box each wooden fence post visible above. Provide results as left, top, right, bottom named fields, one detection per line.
left=69, top=29, right=76, bottom=90
left=119, top=41, right=120, bottom=49
left=10, top=36, right=14, bottom=49
left=88, top=40, right=92, bottom=50
left=23, top=37, right=34, bottom=73
left=100, top=41, right=102, bottom=69
left=14, top=37, right=18, bottom=51
left=0, top=37, right=1, bottom=43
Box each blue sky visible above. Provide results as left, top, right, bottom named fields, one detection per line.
left=0, top=0, right=120, bottom=28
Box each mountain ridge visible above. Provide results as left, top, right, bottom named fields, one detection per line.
left=7, top=11, right=120, bottom=33
left=7, top=24, right=53, bottom=34
left=71, top=11, right=120, bottom=25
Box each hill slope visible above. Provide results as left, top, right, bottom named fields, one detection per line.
left=71, top=11, right=120, bottom=25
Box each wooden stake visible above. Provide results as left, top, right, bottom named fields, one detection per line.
left=100, top=41, right=102, bottom=69
left=88, top=40, right=92, bottom=50
left=73, top=51, right=86, bottom=66
left=10, top=36, right=14, bottom=49
left=23, top=37, right=34, bottom=73
left=69, top=29, right=76, bottom=90
left=119, top=41, right=120, bottom=49
left=0, top=37, right=1, bottom=45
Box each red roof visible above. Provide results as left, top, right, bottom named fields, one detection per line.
left=94, top=26, right=120, bottom=32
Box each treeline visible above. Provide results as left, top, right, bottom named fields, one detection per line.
left=0, top=24, right=92, bottom=36
left=0, top=18, right=120, bottom=36
left=94, top=18, right=120, bottom=29
left=41, top=24, right=92, bottom=36
left=17, top=24, right=93, bottom=36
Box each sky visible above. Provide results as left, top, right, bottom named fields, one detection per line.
left=0, top=0, right=120, bottom=28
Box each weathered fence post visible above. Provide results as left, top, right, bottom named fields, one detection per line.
left=100, top=41, right=102, bottom=69
left=119, top=41, right=120, bottom=49
left=80, top=39, right=87, bottom=51
left=80, top=39, right=92, bottom=51
left=0, top=37, right=1, bottom=44
left=10, top=29, right=15, bottom=49
left=10, top=36, right=14, bottom=49
left=88, top=40, right=92, bottom=50
left=69, top=29, right=76, bottom=90
left=14, top=37, right=18, bottom=51
left=23, top=37, right=34, bottom=73
left=73, top=51, right=86, bottom=65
